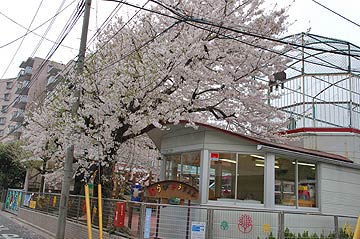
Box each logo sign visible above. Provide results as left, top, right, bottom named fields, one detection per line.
left=191, top=222, right=206, bottom=239
left=220, top=221, right=229, bottom=231
left=114, top=202, right=126, bottom=227
left=210, top=152, right=219, bottom=161
left=238, top=214, right=253, bottom=233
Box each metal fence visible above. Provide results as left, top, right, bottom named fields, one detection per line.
left=5, top=189, right=358, bottom=239
left=270, top=33, right=360, bottom=130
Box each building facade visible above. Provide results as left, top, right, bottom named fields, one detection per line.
left=0, top=77, right=17, bottom=141
left=0, top=57, right=65, bottom=142
left=148, top=122, right=360, bottom=238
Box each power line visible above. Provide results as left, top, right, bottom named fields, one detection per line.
left=311, top=0, right=360, bottom=29
left=0, top=0, right=78, bottom=49
left=0, top=10, right=76, bottom=51
left=93, top=20, right=181, bottom=74
left=2, top=0, right=128, bottom=124
left=86, top=0, right=150, bottom=62
left=86, top=1, right=124, bottom=48
left=6, top=0, right=359, bottom=121
left=31, top=0, right=68, bottom=57
left=1, top=0, right=45, bottom=79
left=106, top=0, right=360, bottom=58
left=100, top=0, right=360, bottom=76
left=0, top=0, right=85, bottom=116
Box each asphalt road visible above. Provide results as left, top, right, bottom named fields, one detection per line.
left=0, top=211, right=53, bottom=239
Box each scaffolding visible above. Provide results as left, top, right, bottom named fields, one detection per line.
left=270, top=33, right=360, bottom=130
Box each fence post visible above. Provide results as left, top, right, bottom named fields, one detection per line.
left=278, top=211, right=284, bottom=239
left=46, top=193, right=50, bottom=214
left=76, top=196, right=81, bottom=221
left=207, top=208, right=214, bottom=239
left=138, top=203, right=146, bottom=239
left=334, top=216, right=339, bottom=239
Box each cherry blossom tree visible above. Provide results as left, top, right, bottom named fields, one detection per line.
left=23, top=0, right=290, bottom=194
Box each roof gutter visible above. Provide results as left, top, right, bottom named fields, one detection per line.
left=257, top=144, right=360, bottom=169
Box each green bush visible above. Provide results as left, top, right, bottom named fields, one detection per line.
left=259, top=226, right=353, bottom=239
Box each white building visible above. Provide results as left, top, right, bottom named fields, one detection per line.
left=148, top=122, right=360, bottom=238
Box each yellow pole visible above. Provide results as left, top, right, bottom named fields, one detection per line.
left=98, top=184, right=103, bottom=239
left=353, top=213, right=360, bottom=239
left=85, top=184, right=93, bottom=239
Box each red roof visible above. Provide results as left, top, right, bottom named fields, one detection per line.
left=179, top=121, right=352, bottom=163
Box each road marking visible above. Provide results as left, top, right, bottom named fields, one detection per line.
left=0, top=226, right=10, bottom=232
left=1, top=234, right=24, bottom=238
left=0, top=225, right=23, bottom=238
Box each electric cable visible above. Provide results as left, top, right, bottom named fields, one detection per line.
left=86, top=0, right=150, bottom=63
left=86, top=1, right=124, bottom=49
left=0, top=0, right=78, bottom=49
left=1, top=0, right=45, bottom=79
left=311, top=0, right=360, bottom=29
left=98, top=0, right=360, bottom=76
left=3, top=0, right=141, bottom=124
left=105, top=0, right=360, bottom=58
left=31, top=0, right=67, bottom=57
left=0, top=10, right=76, bottom=51
left=92, top=20, right=181, bottom=74
left=3, top=0, right=360, bottom=137
left=0, top=0, right=85, bottom=116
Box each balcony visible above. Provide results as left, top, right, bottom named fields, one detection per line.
left=47, top=75, right=61, bottom=91
left=48, top=65, right=61, bottom=76
left=15, top=81, right=30, bottom=95
left=17, top=69, right=31, bottom=82
left=11, top=110, right=25, bottom=122
left=19, top=57, right=34, bottom=69
left=47, top=75, right=56, bottom=85
left=8, top=123, right=23, bottom=139
left=13, top=95, right=28, bottom=109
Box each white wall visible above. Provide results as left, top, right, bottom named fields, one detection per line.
left=320, top=163, right=360, bottom=216
left=290, top=132, right=360, bottom=164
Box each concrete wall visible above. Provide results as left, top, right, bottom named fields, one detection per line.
left=203, top=129, right=258, bottom=152
left=18, top=208, right=125, bottom=239
left=290, top=132, right=360, bottom=164
left=159, top=125, right=258, bottom=154
left=320, top=163, right=360, bottom=216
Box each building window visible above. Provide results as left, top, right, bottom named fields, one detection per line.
left=4, top=93, right=10, bottom=101
left=209, top=152, right=264, bottom=204
left=0, top=117, right=6, bottom=125
left=1, top=105, right=8, bottom=113
left=0, top=130, right=3, bottom=137
left=165, top=151, right=201, bottom=189
left=6, top=81, right=13, bottom=89
left=275, top=156, right=317, bottom=208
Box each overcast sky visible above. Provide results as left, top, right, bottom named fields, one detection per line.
left=0, top=0, right=359, bottom=79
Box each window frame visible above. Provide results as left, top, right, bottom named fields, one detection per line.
left=274, top=155, right=318, bottom=209
left=6, top=81, right=12, bottom=89
left=4, top=93, right=10, bottom=101
left=164, top=151, right=201, bottom=189
left=208, top=151, right=265, bottom=204
left=1, top=105, right=8, bottom=113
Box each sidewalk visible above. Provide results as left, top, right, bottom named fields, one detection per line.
left=0, top=210, right=54, bottom=239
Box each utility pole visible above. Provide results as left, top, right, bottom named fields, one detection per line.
left=56, top=0, right=92, bottom=238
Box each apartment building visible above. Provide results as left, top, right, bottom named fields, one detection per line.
left=0, top=57, right=65, bottom=142
left=0, top=77, right=17, bottom=141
